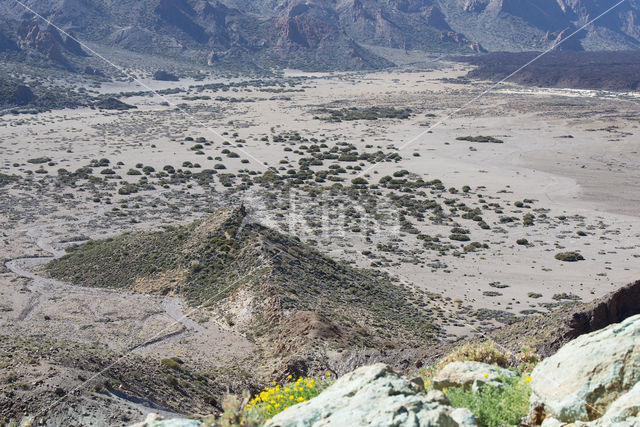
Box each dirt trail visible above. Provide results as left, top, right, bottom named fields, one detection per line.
left=4, top=215, right=203, bottom=350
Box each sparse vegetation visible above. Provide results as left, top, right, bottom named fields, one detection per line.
left=446, top=375, right=531, bottom=427
left=555, top=251, right=585, bottom=262
left=456, top=136, right=504, bottom=144
left=316, top=106, right=412, bottom=122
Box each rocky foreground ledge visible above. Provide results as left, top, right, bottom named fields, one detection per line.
left=132, top=315, right=640, bottom=426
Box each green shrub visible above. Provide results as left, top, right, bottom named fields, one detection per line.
left=449, top=234, right=471, bottom=242
left=27, top=157, right=51, bottom=164
left=555, top=251, right=584, bottom=262
left=522, top=213, right=535, bottom=226
left=161, top=357, right=184, bottom=371
left=446, top=375, right=531, bottom=427
left=455, top=135, right=504, bottom=144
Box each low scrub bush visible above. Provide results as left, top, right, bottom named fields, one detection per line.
left=555, top=251, right=584, bottom=262
left=446, top=375, right=531, bottom=427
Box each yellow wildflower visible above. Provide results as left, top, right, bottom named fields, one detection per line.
left=525, top=376, right=532, bottom=383
left=484, top=373, right=489, bottom=378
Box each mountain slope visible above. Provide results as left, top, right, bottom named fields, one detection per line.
left=45, top=206, right=440, bottom=359
left=2, top=1, right=639, bottom=72
left=439, top=0, right=640, bottom=51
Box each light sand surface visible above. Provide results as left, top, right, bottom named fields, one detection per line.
left=1, top=62, right=639, bottom=348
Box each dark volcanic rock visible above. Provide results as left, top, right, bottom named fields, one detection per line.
left=544, top=27, right=585, bottom=51
left=152, top=70, right=179, bottom=81
left=459, top=51, right=640, bottom=91
left=489, top=278, right=640, bottom=358
left=565, top=280, right=640, bottom=341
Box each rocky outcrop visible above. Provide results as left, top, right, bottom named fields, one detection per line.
left=14, top=19, right=89, bottom=69
left=432, top=361, right=515, bottom=390
left=528, top=314, right=640, bottom=424
left=564, top=280, right=640, bottom=342
left=17, top=19, right=71, bottom=68
left=110, top=26, right=155, bottom=50
left=336, top=0, right=484, bottom=52
left=265, top=363, right=477, bottom=426
left=544, top=27, right=584, bottom=51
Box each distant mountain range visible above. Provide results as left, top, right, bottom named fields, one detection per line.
left=1, top=0, right=639, bottom=71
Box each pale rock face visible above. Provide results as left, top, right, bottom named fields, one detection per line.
left=264, top=363, right=477, bottom=427
left=432, top=361, right=516, bottom=390
left=584, top=381, right=640, bottom=426
left=529, top=314, right=640, bottom=424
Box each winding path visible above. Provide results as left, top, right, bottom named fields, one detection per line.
left=3, top=212, right=209, bottom=418
left=4, top=214, right=203, bottom=352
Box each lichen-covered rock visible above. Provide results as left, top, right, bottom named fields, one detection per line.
left=265, top=363, right=477, bottom=426
left=129, top=413, right=202, bottom=427
left=432, top=361, right=516, bottom=390
left=529, top=314, right=640, bottom=423
left=585, top=381, right=640, bottom=426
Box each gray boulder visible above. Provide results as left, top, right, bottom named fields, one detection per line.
left=432, top=361, right=516, bottom=391
left=528, top=314, right=640, bottom=424
left=265, top=363, right=476, bottom=426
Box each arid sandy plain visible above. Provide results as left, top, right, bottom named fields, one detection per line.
left=1, top=60, right=639, bottom=378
